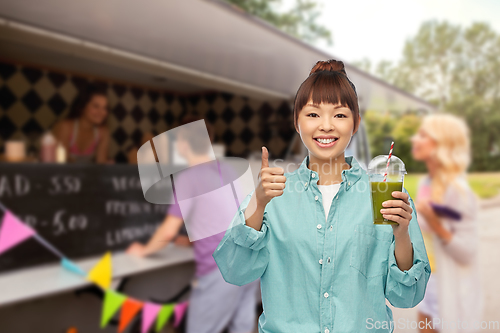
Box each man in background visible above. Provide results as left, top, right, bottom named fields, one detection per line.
left=127, top=115, right=259, bottom=333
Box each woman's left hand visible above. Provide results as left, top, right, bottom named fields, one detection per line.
left=381, top=191, right=413, bottom=236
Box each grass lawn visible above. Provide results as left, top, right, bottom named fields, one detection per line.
left=404, top=172, right=500, bottom=200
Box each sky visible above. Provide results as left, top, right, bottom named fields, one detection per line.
left=283, top=0, right=500, bottom=67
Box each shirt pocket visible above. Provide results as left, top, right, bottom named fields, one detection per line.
left=349, top=224, right=393, bottom=278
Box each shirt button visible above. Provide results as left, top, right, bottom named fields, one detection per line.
left=304, top=182, right=308, bottom=187
left=330, top=225, right=333, bottom=230
left=319, top=259, right=323, bottom=264
left=348, top=182, right=351, bottom=186
left=315, top=196, right=319, bottom=201
left=325, top=329, right=330, bottom=333
left=327, top=257, right=331, bottom=263
left=317, top=224, right=322, bottom=229
left=312, top=173, right=316, bottom=178
left=324, top=292, right=329, bottom=298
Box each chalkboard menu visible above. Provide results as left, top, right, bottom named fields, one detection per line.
left=0, top=164, right=176, bottom=273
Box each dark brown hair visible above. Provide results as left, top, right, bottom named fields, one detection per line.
left=67, top=82, right=108, bottom=119
left=293, top=59, right=359, bottom=132
left=177, top=115, right=215, bottom=155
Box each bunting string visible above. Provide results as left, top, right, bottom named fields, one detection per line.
left=0, top=202, right=189, bottom=333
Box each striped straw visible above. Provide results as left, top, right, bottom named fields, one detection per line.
left=383, top=141, right=394, bottom=182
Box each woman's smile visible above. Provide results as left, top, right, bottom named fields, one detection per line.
left=313, top=136, right=339, bottom=148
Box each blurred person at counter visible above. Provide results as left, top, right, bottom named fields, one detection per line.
left=126, top=131, right=155, bottom=164
left=126, top=130, right=192, bottom=246
left=411, top=113, right=484, bottom=333
left=127, top=115, right=259, bottom=333
left=52, top=83, right=111, bottom=164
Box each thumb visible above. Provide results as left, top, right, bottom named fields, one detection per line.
left=261, top=146, right=269, bottom=169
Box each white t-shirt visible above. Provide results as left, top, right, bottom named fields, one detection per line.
left=317, top=184, right=341, bottom=221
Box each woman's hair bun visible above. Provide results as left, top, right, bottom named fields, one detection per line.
left=309, top=59, right=346, bottom=76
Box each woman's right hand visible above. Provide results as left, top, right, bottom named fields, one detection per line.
left=255, top=146, right=286, bottom=207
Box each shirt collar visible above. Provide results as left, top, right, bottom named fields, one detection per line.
left=297, top=155, right=363, bottom=191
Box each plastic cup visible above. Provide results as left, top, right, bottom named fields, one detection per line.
left=367, top=155, right=407, bottom=225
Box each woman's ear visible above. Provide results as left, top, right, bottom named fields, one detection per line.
left=352, top=115, right=361, bottom=135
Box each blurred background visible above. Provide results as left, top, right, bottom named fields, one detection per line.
left=0, top=0, right=498, bottom=332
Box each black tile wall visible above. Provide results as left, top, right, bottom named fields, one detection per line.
left=0, top=61, right=294, bottom=161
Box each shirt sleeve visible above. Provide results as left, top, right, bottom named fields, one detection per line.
left=385, top=187, right=432, bottom=308
left=168, top=202, right=182, bottom=218
left=212, top=190, right=271, bottom=286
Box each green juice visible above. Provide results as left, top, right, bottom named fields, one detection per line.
left=370, top=181, right=403, bottom=225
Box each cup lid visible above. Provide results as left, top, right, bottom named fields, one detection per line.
left=367, top=154, right=407, bottom=175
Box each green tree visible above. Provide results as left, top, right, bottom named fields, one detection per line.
left=363, top=110, right=396, bottom=158
left=364, top=110, right=426, bottom=173
left=360, top=20, right=500, bottom=171
left=225, top=0, right=332, bottom=45
left=391, top=113, right=425, bottom=172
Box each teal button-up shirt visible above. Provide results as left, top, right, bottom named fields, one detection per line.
left=213, top=155, right=431, bottom=333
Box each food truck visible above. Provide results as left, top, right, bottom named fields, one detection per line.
left=0, top=0, right=437, bottom=332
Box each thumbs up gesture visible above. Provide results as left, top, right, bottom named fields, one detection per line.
left=256, top=146, right=286, bottom=207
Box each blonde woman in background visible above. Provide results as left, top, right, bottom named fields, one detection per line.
left=411, top=113, right=484, bottom=333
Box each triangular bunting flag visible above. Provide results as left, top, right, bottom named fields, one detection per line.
left=118, top=298, right=144, bottom=333
left=87, top=252, right=112, bottom=289
left=155, top=303, right=175, bottom=332
left=0, top=211, right=35, bottom=255
left=141, top=302, right=161, bottom=333
left=61, top=258, right=86, bottom=276
left=173, top=301, right=189, bottom=328
left=101, top=290, right=127, bottom=328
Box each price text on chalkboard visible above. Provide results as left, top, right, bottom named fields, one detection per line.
left=0, top=164, right=172, bottom=273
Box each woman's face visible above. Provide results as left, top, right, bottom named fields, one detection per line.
left=410, top=126, right=437, bottom=161
left=296, top=99, right=358, bottom=161
left=83, top=95, right=108, bottom=125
